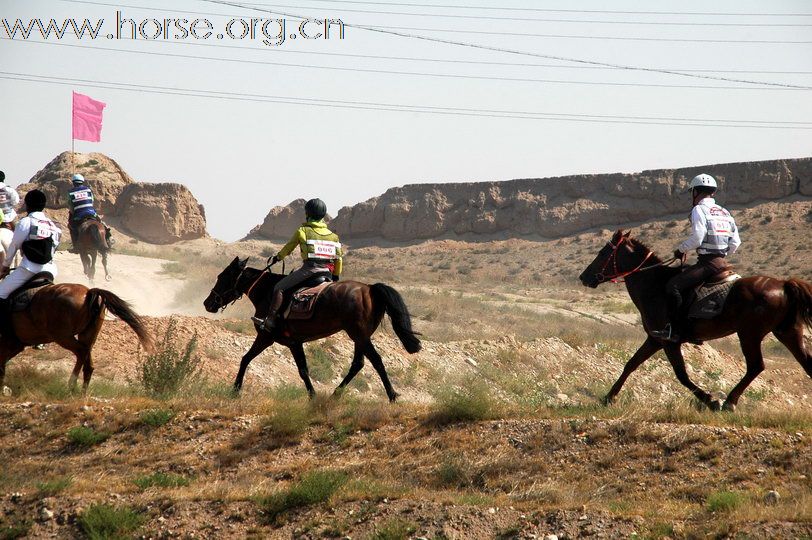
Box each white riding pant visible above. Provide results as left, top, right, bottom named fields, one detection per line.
left=0, top=267, right=36, bottom=299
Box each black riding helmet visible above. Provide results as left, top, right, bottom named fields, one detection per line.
left=0, top=171, right=5, bottom=182
left=24, top=189, right=47, bottom=213
left=305, top=198, right=327, bottom=221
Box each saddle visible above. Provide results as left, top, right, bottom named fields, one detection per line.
left=282, top=275, right=334, bottom=321
left=686, top=273, right=741, bottom=320
left=0, top=272, right=54, bottom=337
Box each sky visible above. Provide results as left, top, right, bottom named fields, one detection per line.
left=1, top=0, right=811, bottom=241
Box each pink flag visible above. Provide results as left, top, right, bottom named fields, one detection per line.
left=72, top=91, right=106, bottom=142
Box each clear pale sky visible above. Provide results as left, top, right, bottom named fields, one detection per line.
left=2, top=0, right=811, bottom=241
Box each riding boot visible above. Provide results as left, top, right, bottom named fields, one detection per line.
left=650, top=290, right=683, bottom=343
left=251, top=290, right=284, bottom=333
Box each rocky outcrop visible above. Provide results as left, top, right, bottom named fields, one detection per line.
left=116, top=183, right=208, bottom=244
left=326, top=158, right=812, bottom=241
left=244, top=199, right=333, bottom=241
left=19, top=152, right=207, bottom=244
left=19, top=152, right=132, bottom=215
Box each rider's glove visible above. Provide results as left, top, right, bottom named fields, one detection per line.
left=332, top=274, right=339, bottom=281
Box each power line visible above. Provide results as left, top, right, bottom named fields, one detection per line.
left=248, top=0, right=812, bottom=17
left=362, top=23, right=812, bottom=44
left=196, top=0, right=812, bottom=90
left=58, top=0, right=812, bottom=39
left=2, top=71, right=810, bottom=129
left=242, top=2, right=812, bottom=26
left=4, top=35, right=808, bottom=76
left=5, top=37, right=806, bottom=91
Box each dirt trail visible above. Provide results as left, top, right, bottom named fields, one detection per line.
left=52, top=251, right=192, bottom=317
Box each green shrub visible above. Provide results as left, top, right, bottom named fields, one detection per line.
left=36, top=477, right=72, bottom=496
left=133, top=472, right=189, bottom=490
left=137, top=319, right=202, bottom=398
left=305, top=343, right=334, bottom=383
left=140, top=409, right=174, bottom=427
left=0, top=521, right=30, bottom=540
left=370, top=519, right=417, bottom=540
left=706, top=490, right=744, bottom=513
left=427, top=380, right=500, bottom=425
left=264, top=400, right=312, bottom=439
left=78, top=504, right=144, bottom=540
left=258, top=470, right=347, bottom=524
left=67, top=426, right=109, bottom=447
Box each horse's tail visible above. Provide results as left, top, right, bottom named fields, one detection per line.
left=783, top=278, right=812, bottom=330
left=89, top=223, right=108, bottom=252
left=86, top=288, right=153, bottom=352
left=370, top=283, right=422, bottom=354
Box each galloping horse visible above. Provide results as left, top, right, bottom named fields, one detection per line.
left=204, top=257, right=422, bottom=401
left=74, top=218, right=111, bottom=282
left=0, top=284, right=152, bottom=393
left=579, top=230, right=812, bottom=411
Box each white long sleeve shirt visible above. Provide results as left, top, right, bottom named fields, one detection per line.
left=679, top=198, right=741, bottom=257
left=4, top=211, right=60, bottom=275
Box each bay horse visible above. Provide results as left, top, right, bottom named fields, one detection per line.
left=579, top=230, right=812, bottom=411
left=0, top=284, right=152, bottom=394
left=74, top=218, right=111, bottom=282
left=203, top=257, right=422, bottom=401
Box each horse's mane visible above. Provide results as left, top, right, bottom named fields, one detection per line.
left=627, top=236, right=664, bottom=263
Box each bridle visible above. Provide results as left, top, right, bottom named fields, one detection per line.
left=208, top=265, right=260, bottom=312
left=594, top=236, right=677, bottom=284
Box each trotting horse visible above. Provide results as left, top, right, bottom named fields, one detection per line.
left=579, top=230, right=812, bottom=411
left=0, top=284, right=152, bottom=393
left=203, top=257, right=422, bottom=401
left=75, top=219, right=111, bottom=282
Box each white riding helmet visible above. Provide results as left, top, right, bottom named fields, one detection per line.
left=688, top=173, right=717, bottom=191
left=72, top=173, right=85, bottom=184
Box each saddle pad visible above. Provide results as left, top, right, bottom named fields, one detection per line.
left=283, top=281, right=333, bottom=320
left=11, top=277, right=53, bottom=312
left=688, top=274, right=740, bottom=320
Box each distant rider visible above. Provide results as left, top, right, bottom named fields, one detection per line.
left=0, top=189, right=61, bottom=306
left=67, top=173, right=111, bottom=252
left=0, top=170, right=21, bottom=225
left=252, top=198, right=342, bottom=332
left=650, top=174, right=741, bottom=343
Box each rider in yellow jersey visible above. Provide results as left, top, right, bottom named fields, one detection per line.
left=252, top=198, right=342, bottom=332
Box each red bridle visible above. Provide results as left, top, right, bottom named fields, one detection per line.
left=595, top=236, right=656, bottom=284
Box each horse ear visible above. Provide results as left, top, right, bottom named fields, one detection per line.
left=240, top=257, right=249, bottom=268
left=612, top=229, right=624, bottom=241
left=230, top=256, right=240, bottom=266
left=623, top=230, right=632, bottom=238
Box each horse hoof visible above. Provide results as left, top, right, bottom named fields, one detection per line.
left=709, top=399, right=724, bottom=412
left=722, top=401, right=736, bottom=412
left=2, top=386, right=11, bottom=397
left=601, top=395, right=615, bottom=406
left=388, top=391, right=400, bottom=403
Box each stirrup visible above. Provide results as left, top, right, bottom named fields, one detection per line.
left=650, top=324, right=680, bottom=343
left=251, top=316, right=275, bottom=332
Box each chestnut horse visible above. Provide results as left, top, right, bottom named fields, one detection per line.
left=203, top=257, right=422, bottom=401
left=0, top=284, right=152, bottom=394
left=579, top=230, right=812, bottom=411
left=75, top=219, right=111, bottom=282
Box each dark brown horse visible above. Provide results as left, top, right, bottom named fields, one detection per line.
left=0, top=284, right=152, bottom=394
left=579, top=230, right=812, bottom=411
left=75, top=219, right=111, bottom=282
left=203, top=257, right=422, bottom=401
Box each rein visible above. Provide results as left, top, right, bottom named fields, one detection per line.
left=596, top=237, right=678, bottom=284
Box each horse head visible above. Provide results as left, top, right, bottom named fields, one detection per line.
left=204, top=256, right=249, bottom=313
left=579, top=230, right=653, bottom=288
